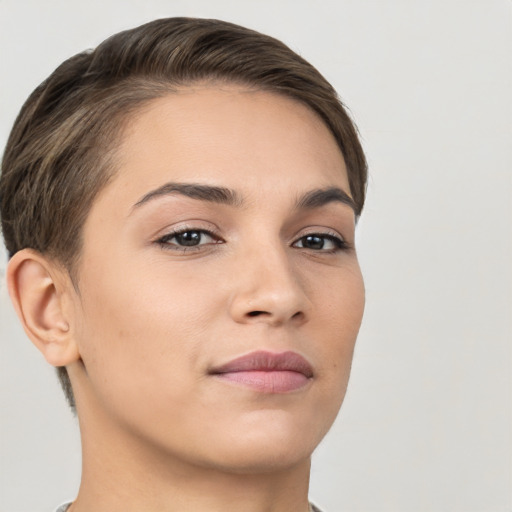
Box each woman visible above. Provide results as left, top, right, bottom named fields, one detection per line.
left=0, top=17, right=367, bottom=512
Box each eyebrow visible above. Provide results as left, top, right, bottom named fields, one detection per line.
left=132, top=183, right=243, bottom=210
left=295, top=187, right=357, bottom=213
left=131, top=182, right=356, bottom=214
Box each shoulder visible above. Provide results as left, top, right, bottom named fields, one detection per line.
left=54, top=503, right=72, bottom=512
left=55, top=502, right=321, bottom=511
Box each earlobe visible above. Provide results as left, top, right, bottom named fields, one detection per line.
left=6, top=249, right=80, bottom=367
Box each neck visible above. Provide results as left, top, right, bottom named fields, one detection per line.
left=70, top=391, right=312, bottom=512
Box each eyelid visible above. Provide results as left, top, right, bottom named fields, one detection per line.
left=152, top=220, right=221, bottom=240
left=294, top=227, right=346, bottom=243
left=297, top=226, right=344, bottom=238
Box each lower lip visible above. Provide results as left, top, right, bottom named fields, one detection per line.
left=214, top=370, right=310, bottom=393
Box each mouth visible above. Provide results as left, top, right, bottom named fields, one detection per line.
left=208, top=350, right=314, bottom=393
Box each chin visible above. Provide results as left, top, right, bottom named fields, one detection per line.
left=197, top=409, right=332, bottom=474
left=206, top=441, right=314, bottom=475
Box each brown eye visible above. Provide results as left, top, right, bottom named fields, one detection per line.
left=293, top=234, right=345, bottom=251
left=157, top=229, right=219, bottom=249
left=301, top=235, right=325, bottom=250
left=174, top=231, right=203, bottom=246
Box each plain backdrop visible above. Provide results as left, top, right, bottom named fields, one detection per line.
left=1, top=1, right=511, bottom=511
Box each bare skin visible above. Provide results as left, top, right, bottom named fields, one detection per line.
left=8, top=86, right=365, bottom=512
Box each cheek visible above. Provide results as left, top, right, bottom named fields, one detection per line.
left=297, top=264, right=364, bottom=444
left=314, top=259, right=365, bottom=331
left=74, top=257, right=220, bottom=402
left=72, top=269, right=214, bottom=441
left=312, top=262, right=365, bottom=379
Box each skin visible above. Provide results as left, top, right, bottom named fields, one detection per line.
left=8, top=86, right=365, bottom=512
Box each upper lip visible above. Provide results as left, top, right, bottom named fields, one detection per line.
left=209, top=350, right=314, bottom=378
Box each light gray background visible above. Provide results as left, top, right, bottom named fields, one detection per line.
left=1, top=1, right=511, bottom=511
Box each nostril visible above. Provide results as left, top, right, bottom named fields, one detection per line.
left=247, top=311, right=267, bottom=317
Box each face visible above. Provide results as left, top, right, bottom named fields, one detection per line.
left=69, top=86, right=365, bottom=473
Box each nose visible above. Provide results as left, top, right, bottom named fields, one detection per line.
left=228, top=242, right=311, bottom=327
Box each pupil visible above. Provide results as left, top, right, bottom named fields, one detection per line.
left=304, top=235, right=324, bottom=249
left=176, top=231, right=201, bottom=246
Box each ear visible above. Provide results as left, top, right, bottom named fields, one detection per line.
left=6, top=249, right=80, bottom=367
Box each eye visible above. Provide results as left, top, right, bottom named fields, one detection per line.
left=293, top=233, right=346, bottom=252
left=156, top=229, right=220, bottom=250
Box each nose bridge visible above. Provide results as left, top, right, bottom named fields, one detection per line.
left=229, top=234, right=310, bottom=325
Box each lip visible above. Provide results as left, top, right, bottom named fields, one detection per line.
left=209, top=350, right=314, bottom=393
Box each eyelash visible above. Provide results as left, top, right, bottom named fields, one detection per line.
left=155, top=228, right=349, bottom=253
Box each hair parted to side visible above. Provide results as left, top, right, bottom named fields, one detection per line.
left=0, top=17, right=367, bottom=410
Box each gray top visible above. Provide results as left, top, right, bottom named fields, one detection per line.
left=55, top=502, right=322, bottom=511
left=54, top=504, right=71, bottom=512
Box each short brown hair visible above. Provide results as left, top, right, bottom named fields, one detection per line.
left=0, top=17, right=368, bottom=408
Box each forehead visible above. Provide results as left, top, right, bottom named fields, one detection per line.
left=93, top=86, right=350, bottom=214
